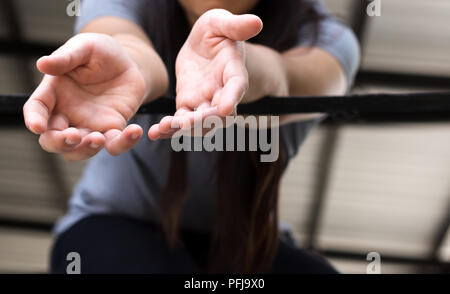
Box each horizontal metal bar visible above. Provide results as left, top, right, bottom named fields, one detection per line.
left=140, top=92, right=450, bottom=115
left=356, top=70, right=450, bottom=90
left=0, top=218, right=54, bottom=232
left=4, top=92, right=450, bottom=124
left=0, top=39, right=58, bottom=56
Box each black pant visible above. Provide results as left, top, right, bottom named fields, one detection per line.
left=50, top=214, right=338, bottom=274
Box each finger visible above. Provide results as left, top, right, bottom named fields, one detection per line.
left=207, top=10, right=263, bottom=41
left=62, top=131, right=106, bottom=162
left=176, top=105, right=220, bottom=134
left=39, top=127, right=82, bottom=153
left=148, top=124, right=161, bottom=140
left=211, top=89, right=222, bottom=108
left=159, top=130, right=180, bottom=139
left=150, top=109, right=191, bottom=140
left=104, top=124, right=143, bottom=156
left=23, top=76, right=56, bottom=134
left=148, top=117, right=174, bottom=141
left=158, top=116, right=177, bottom=134
left=217, top=75, right=247, bottom=116
left=216, top=58, right=248, bottom=116
left=36, top=36, right=93, bottom=76
left=47, top=113, right=69, bottom=130
left=197, top=101, right=212, bottom=112
left=174, top=107, right=193, bottom=130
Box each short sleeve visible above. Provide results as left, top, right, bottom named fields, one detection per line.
left=74, top=0, right=147, bottom=33
left=297, top=0, right=361, bottom=89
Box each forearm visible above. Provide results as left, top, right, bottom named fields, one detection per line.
left=282, top=46, right=347, bottom=96
left=243, top=42, right=347, bottom=124
left=244, top=42, right=347, bottom=98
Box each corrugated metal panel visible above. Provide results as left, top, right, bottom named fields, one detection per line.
left=362, top=0, right=450, bottom=76
left=318, top=124, right=450, bottom=257
left=0, top=228, right=52, bottom=273
left=280, top=126, right=328, bottom=242
left=0, top=129, right=66, bottom=223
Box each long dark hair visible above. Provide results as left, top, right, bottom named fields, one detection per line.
left=149, top=0, right=323, bottom=273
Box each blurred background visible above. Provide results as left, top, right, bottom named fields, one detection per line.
left=0, top=0, right=450, bottom=273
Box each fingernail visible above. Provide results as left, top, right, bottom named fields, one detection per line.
left=89, top=142, right=100, bottom=149
left=131, top=133, right=139, bottom=140
left=65, top=138, right=76, bottom=145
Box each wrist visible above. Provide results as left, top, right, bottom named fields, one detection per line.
left=113, top=33, right=169, bottom=104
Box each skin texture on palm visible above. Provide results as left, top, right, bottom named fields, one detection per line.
left=23, top=33, right=147, bottom=161
left=148, top=9, right=263, bottom=140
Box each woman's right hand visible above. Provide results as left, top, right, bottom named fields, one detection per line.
left=23, top=33, right=147, bottom=161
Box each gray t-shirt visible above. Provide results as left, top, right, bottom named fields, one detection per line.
left=54, top=0, right=360, bottom=234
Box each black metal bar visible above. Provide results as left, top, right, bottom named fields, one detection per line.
left=305, top=125, right=339, bottom=249
left=0, top=218, right=54, bottom=232
left=356, top=70, right=450, bottom=90
left=141, top=92, right=450, bottom=116
left=0, top=39, right=59, bottom=57
left=4, top=91, right=450, bottom=119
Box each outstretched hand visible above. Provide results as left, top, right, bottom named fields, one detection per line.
left=148, top=9, right=263, bottom=140
left=23, top=33, right=147, bottom=161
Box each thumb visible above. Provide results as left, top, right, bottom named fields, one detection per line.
left=37, top=36, right=93, bottom=76
left=208, top=9, right=263, bottom=41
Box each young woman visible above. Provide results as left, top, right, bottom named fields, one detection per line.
left=23, top=0, right=359, bottom=273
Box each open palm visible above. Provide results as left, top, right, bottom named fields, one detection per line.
left=148, top=9, right=262, bottom=139
left=24, top=33, right=146, bottom=160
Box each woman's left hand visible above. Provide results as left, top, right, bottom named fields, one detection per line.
left=148, top=9, right=262, bottom=140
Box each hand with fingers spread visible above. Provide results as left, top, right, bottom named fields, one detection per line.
left=148, top=9, right=263, bottom=140
left=23, top=33, right=147, bottom=161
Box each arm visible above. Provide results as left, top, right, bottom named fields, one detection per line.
left=244, top=10, right=360, bottom=124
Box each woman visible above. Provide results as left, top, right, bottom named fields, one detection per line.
left=23, top=0, right=359, bottom=273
